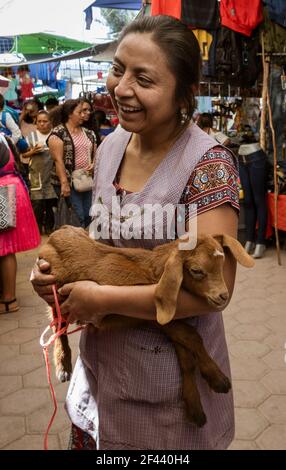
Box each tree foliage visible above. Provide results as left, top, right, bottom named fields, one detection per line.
left=101, top=8, right=137, bottom=37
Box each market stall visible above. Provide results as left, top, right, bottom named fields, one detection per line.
left=103, top=0, right=285, bottom=264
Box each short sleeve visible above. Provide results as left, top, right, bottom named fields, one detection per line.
left=180, top=146, right=240, bottom=221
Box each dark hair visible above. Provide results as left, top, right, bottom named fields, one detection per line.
left=36, top=110, right=50, bottom=120
left=197, top=113, right=213, bottom=129
left=24, top=98, right=44, bottom=111
left=0, top=138, right=10, bottom=168
left=117, top=15, right=201, bottom=119
left=80, top=97, right=92, bottom=108
left=45, top=97, right=59, bottom=109
left=94, top=109, right=110, bottom=127
left=49, top=99, right=81, bottom=126
left=0, top=94, right=5, bottom=110
left=3, top=136, right=29, bottom=184
left=79, top=98, right=101, bottom=146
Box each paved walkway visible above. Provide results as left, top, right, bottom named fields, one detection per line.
left=0, top=237, right=286, bottom=450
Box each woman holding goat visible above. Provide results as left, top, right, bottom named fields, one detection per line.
left=31, top=15, right=240, bottom=450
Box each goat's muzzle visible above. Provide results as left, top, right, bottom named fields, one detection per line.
left=206, top=290, right=229, bottom=309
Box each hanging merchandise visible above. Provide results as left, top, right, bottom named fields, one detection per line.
left=192, top=30, right=213, bottom=61
left=151, top=0, right=181, bottom=19
left=212, top=27, right=242, bottom=84
left=181, top=0, right=219, bottom=30
left=239, top=29, right=262, bottom=88
left=151, top=0, right=219, bottom=30
left=281, top=71, right=286, bottom=91
left=192, top=29, right=214, bottom=77
left=264, top=0, right=286, bottom=29
left=212, top=26, right=261, bottom=87
left=262, top=9, right=286, bottom=66
left=220, top=0, right=263, bottom=37
left=269, top=65, right=286, bottom=163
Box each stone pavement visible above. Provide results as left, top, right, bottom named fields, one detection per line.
left=0, top=237, right=286, bottom=450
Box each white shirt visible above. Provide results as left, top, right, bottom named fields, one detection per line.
left=0, top=111, right=22, bottom=144
left=209, top=129, right=229, bottom=145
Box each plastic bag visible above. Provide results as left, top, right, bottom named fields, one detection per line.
left=54, top=196, right=81, bottom=230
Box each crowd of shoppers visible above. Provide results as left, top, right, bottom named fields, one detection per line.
left=0, top=88, right=115, bottom=316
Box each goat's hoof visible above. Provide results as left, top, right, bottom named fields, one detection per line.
left=186, top=408, right=207, bottom=428
left=211, top=374, right=231, bottom=394
left=201, top=366, right=232, bottom=394
left=56, top=368, right=71, bottom=383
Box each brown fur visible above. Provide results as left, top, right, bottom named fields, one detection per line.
left=39, top=225, right=254, bottom=427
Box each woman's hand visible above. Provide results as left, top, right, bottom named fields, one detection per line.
left=30, top=259, right=58, bottom=305
left=33, top=143, right=45, bottom=152
left=86, top=163, right=94, bottom=175
left=60, top=180, right=71, bottom=197
left=58, top=281, right=107, bottom=326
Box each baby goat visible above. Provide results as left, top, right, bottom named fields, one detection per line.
left=39, top=225, right=254, bottom=427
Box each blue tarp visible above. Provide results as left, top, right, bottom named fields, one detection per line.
left=85, top=0, right=141, bottom=29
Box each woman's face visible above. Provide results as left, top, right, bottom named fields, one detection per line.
left=36, top=113, right=52, bottom=134
left=81, top=102, right=92, bottom=122
left=107, top=33, right=180, bottom=138
left=69, top=104, right=85, bottom=126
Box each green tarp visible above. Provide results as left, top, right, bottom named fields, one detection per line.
left=10, top=32, right=92, bottom=56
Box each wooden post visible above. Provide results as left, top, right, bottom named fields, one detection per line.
left=261, top=33, right=282, bottom=265
left=260, top=32, right=268, bottom=152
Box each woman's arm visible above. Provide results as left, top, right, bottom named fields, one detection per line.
left=5, top=113, right=22, bottom=144
left=22, top=143, right=44, bottom=159
left=58, top=204, right=239, bottom=324
left=48, top=135, right=70, bottom=197
left=104, top=203, right=238, bottom=320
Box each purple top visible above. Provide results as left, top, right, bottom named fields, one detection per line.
left=65, top=123, right=235, bottom=450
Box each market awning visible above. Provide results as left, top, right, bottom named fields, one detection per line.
left=85, top=0, right=141, bottom=9
left=0, top=45, right=100, bottom=68
left=85, top=0, right=142, bottom=29
left=0, top=74, right=10, bottom=94
left=88, top=41, right=117, bottom=62
left=9, top=33, right=92, bottom=56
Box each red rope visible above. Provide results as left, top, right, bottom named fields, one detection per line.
left=40, top=284, right=85, bottom=450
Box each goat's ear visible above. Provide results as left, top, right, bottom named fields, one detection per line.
left=214, top=234, right=255, bottom=267
left=154, top=249, right=184, bottom=325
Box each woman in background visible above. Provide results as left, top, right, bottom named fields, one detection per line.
left=80, top=98, right=101, bottom=147
left=0, top=135, right=40, bottom=314
left=94, top=109, right=114, bottom=141
left=47, top=99, right=97, bottom=228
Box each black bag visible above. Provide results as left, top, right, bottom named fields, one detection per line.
left=214, top=27, right=261, bottom=87
left=54, top=196, right=81, bottom=230
left=239, top=29, right=261, bottom=88
left=214, top=27, right=242, bottom=84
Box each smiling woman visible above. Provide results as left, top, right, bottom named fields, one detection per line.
left=107, top=34, right=178, bottom=138
left=31, top=15, right=240, bottom=451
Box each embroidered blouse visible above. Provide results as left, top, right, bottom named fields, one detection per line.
left=114, top=145, right=240, bottom=221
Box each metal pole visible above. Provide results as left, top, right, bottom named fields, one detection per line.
left=79, top=58, right=84, bottom=95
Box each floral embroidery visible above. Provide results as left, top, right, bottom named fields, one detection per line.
left=181, top=146, right=240, bottom=219
left=113, top=146, right=239, bottom=223
left=68, top=424, right=96, bottom=450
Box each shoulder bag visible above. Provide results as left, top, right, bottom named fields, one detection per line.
left=0, top=184, right=17, bottom=231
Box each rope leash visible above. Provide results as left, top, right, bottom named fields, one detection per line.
left=40, top=284, right=85, bottom=450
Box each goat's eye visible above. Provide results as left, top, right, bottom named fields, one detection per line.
left=190, top=268, right=206, bottom=280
